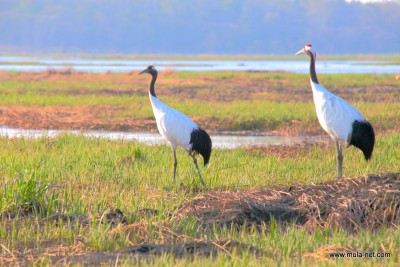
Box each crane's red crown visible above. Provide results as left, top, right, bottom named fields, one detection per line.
left=148, top=65, right=154, bottom=69
left=304, top=44, right=312, bottom=51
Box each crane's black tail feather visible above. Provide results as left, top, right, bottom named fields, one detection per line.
left=190, top=128, right=212, bottom=166
left=349, top=120, right=375, bottom=161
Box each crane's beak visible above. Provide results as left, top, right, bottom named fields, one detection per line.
left=295, top=48, right=305, bottom=55
left=139, top=69, right=148, bottom=75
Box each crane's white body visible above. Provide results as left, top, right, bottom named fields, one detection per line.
left=149, top=93, right=197, bottom=151
left=310, top=80, right=365, bottom=143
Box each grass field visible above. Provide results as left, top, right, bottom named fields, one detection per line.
left=0, top=70, right=399, bottom=265
left=0, top=70, right=399, bottom=133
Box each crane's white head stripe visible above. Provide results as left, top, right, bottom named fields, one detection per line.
left=148, top=65, right=157, bottom=71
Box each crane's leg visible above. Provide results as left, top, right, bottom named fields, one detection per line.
left=335, top=141, right=343, bottom=179
left=190, top=154, right=205, bottom=186
left=173, top=149, right=177, bottom=183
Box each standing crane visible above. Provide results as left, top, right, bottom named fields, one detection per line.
left=295, top=44, right=375, bottom=178
left=139, top=65, right=212, bottom=185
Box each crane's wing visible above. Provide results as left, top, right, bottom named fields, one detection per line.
left=317, top=92, right=365, bottom=142
left=150, top=96, right=198, bottom=150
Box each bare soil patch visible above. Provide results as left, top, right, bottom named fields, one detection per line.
left=0, top=105, right=156, bottom=132
left=49, top=240, right=264, bottom=265
left=244, top=142, right=331, bottom=159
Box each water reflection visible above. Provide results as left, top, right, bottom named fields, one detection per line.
left=0, top=127, right=325, bottom=149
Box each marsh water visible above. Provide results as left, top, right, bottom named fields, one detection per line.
left=0, top=56, right=399, bottom=74
left=0, top=127, right=327, bottom=149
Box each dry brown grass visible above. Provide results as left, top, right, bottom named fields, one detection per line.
left=176, top=173, right=400, bottom=232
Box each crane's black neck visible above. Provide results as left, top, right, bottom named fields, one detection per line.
left=307, top=51, right=319, bottom=84
left=149, top=72, right=158, bottom=97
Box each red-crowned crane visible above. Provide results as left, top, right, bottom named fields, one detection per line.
left=139, top=65, right=212, bottom=185
left=295, top=44, right=375, bottom=178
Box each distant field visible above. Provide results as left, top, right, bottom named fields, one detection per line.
left=0, top=70, right=399, bottom=134
left=2, top=53, right=400, bottom=61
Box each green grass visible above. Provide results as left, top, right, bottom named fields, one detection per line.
left=0, top=70, right=399, bottom=265
left=0, top=133, right=399, bottom=265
